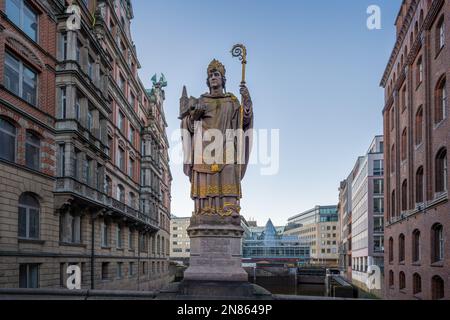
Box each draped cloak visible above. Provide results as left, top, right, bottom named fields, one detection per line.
left=181, top=92, right=253, bottom=216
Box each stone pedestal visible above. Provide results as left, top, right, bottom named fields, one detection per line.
left=183, top=215, right=248, bottom=282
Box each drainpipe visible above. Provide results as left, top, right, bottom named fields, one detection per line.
left=91, top=214, right=95, bottom=290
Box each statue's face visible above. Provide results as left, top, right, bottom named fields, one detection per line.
left=208, top=70, right=223, bottom=90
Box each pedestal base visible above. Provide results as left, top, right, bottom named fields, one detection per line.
left=183, top=216, right=248, bottom=282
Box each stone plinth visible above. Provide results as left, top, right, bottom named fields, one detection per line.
left=183, top=215, right=248, bottom=282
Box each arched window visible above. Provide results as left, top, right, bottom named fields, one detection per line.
left=389, top=270, right=394, bottom=288
left=432, top=276, right=444, bottom=300
left=402, top=180, right=408, bottom=212
left=436, top=16, right=445, bottom=51
left=391, top=144, right=396, bottom=173
left=435, top=76, right=447, bottom=123
left=414, top=22, right=419, bottom=38
left=104, top=175, right=112, bottom=196
left=399, top=272, right=406, bottom=290
left=416, top=167, right=424, bottom=203
left=25, top=131, right=40, bottom=171
left=18, top=193, right=40, bottom=239
left=419, top=10, right=424, bottom=26
left=435, top=148, right=447, bottom=193
left=391, top=190, right=397, bottom=219
left=0, top=118, right=17, bottom=162
left=416, top=57, right=423, bottom=86
left=431, top=223, right=444, bottom=263
left=413, top=273, right=422, bottom=295
left=117, top=184, right=125, bottom=203
left=399, top=234, right=405, bottom=263
left=415, top=107, right=423, bottom=146
left=401, top=128, right=407, bottom=161
left=389, top=237, right=394, bottom=263
left=412, top=229, right=421, bottom=263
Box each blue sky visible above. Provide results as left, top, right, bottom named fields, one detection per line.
left=131, top=0, right=402, bottom=226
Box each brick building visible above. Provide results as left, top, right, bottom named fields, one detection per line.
left=381, top=0, right=449, bottom=300
left=0, top=0, right=172, bottom=291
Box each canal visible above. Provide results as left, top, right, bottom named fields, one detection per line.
left=250, top=276, right=325, bottom=297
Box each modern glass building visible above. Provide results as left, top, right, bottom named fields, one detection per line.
left=242, top=219, right=310, bottom=266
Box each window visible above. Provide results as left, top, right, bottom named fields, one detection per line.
left=432, top=276, right=445, bottom=300
left=118, top=147, right=125, bottom=171
left=59, top=87, right=67, bottom=119
left=25, top=131, right=40, bottom=170
left=6, top=0, right=38, bottom=41
left=19, top=264, right=39, bottom=288
left=104, top=175, right=112, bottom=196
left=412, top=230, right=421, bottom=263
left=374, top=198, right=384, bottom=214
left=118, top=74, right=125, bottom=93
left=101, top=262, right=109, bottom=280
left=118, top=111, right=125, bottom=132
left=0, top=118, right=16, bottom=162
left=117, top=184, right=125, bottom=203
left=128, top=228, right=134, bottom=250
left=415, top=107, right=423, bottom=146
left=116, top=225, right=123, bottom=248
left=4, top=52, right=37, bottom=105
left=129, top=126, right=135, bottom=144
left=60, top=212, right=81, bottom=244
left=413, top=273, right=422, bottom=295
left=374, top=179, right=384, bottom=195
left=129, top=262, right=134, bottom=277
left=398, top=234, right=405, bottom=263
left=391, top=144, right=396, bottom=173
left=18, top=193, right=39, bottom=239
left=416, top=167, right=424, bottom=203
left=128, top=157, right=135, bottom=179
left=401, top=86, right=407, bottom=112
left=75, top=94, right=81, bottom=121
left=399, top=272, right=406, bottom=290
left=59, top=32, right=68, bottom=61
left=58, top=144, right=65, bottom=177
left=88, top=55, right=94, bottom=80
left=391, top=190, right=396, bottom=219
left=401, top=128, right=407, bottom=161
left=129, top=92, right=135, bottom=108
left=437, top=17, right=445, bottom=51
left=416, top=57, right=423, bottom=86
left=431, top=223, right=444, bottom=263
left=128, top=192, right=136, bottom=208
left=116, top=262, right=123, bottom=279
left=84, top=157, right=93, bottom=186
left=87, top=108, right=93, bottom=132
left=435, top=148, right=447, bottom=193
left=389, top=238, right=394, bottom=263
left=373, top=160, right=384, bottom=176
left=374, top=216, right=384, bottom=233
left=401, top=180, right=408, bottom=212
left=389, top=270, right=394, bottom=288
left=101, top=221, right=109, bottom=247
left=435, top=77, right=447, bottom=123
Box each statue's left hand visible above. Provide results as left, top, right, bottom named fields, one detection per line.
left=240, top=84, right=250, bottom=99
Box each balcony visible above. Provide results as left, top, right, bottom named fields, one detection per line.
left=55, top=177, right=159, bottom=229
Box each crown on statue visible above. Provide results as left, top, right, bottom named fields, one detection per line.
left=207, top=59, right=226, bottom=77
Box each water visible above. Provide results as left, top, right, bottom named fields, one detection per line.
left=250, top=276, right=325, bottom=297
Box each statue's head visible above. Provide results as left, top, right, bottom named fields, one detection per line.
left=207, top=59, right=226, bottom=93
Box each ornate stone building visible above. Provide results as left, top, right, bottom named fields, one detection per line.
left=0, top=0, right=172, bottom=291
left=382, top=0, right=449, bottom=300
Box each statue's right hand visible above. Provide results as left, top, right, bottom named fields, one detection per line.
left=192, top=105, right=206, bottom=121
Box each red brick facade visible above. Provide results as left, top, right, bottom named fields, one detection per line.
left=382, top=0, right=449, bottom=300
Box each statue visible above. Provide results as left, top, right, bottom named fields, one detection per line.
left=178, top=45, right=254, bottom=284
left=180, top=58, right=253, bottom=223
